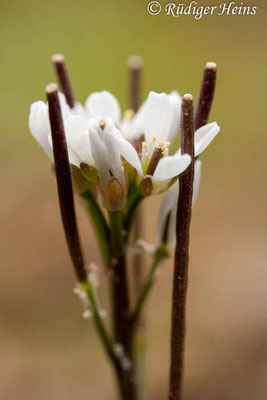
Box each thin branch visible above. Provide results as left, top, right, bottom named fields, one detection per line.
left=194, top=62, right=217, bottom=131
left=81, top=189, right=110, bottom=267
left=129, top=244, right=168, bottom=324
left=124, top=187, right=143, bottom=233
left=81, top=280, right=123, bottom=372
left=52, top=54, right=76, bottom=108
left=46, top=83, right=86, bottom=282
left=169, top=94, right=195, bottom=400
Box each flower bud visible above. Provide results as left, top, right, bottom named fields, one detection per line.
left=107, top=177, right=124, bottom=211
left=71, top=165, right=92, bottom=194
left=80, top=162, right=98, bottom=184
left=139, top=175, right=153, bottom=197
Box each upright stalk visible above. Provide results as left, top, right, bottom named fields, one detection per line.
left=169, top=94, right=195, bottom=400
left=194, top=62, right=217, bottom=131
left=109, top=210, right=137, bottom=400
left=46, top=83, right=86, bottom=283
left=128, top=55, right=145, bottom=400
left=128, top=56, right=143, bottom=296
left=52, top=54, right=76, bottom=108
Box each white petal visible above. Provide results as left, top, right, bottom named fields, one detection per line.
left=72, top=101, right=87, bottom=118
left=29, top=101, right=53, bottom=160
left=64, top=116, right=89, bottom=166
left=168, top=91, right=182, bottom=143
left=58, top=92, right=72, bottom=117
left=125, top=101, right=147, bottom=140
left=89, top=122, right=110, bottom=187
left=143, top=91, right=173, bottom=143
left=116, top=138, right=143, bottom=176
left=75, top=132, right=93, bottom=165
left=195, top=122, right=220, bottom=157
left=85, top=91, right=121, bottom=125
left=102, top=119, right=125, bottom=184
left=153, top=154, right=191, bottom=181
left=192, top=159, right=202, bottom=205
left=157, top=181, right=178, bottom=246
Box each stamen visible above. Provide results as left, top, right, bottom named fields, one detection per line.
left=100, top=120, right=106, bottom=130
left=146, top=142, right=170, bottom=176
left=52, top=53, right=76, bottom=109
left=133, top=133, right=145, bottom=156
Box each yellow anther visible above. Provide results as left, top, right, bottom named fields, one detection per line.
left=99, top=120, right=106, bottom=130
left=123, top=109, right=134, bottom=119
left=142, top=142, right=147, bottom=150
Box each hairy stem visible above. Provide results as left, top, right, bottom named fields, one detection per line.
left=169, top=94, right=195, bottom=400
left=46, top=83, right=86, bottom=282
left=194, top=62, right=217, bottom=131
left=109, top=210, right=137, bottom=400
left=52, top=54, right=76, bottom=109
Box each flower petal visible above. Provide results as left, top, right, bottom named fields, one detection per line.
left=85, top=91, right=121, bottom=125
left=124, top=101, right=147, bottom=140
left=29, top=101, right=53, bottom=160
left=75, top=132, right=93, bottom=165
left=64, top=116, right=89, bottom=166
left=116, top=138, right=143, bottom=176
left=153, top=154, right=191, bottom=181
left=143, top=91, right=173, bottom=143
left=192, top=159, right=202, bottom=205
left=168, top=91, right=182, bottom=143
left=157, top=181, right=179, bottom=246
left=195, top=122, right=220, bottom=157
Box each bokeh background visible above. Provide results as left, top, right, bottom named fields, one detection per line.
left=0, top=0, right=266, bottom=399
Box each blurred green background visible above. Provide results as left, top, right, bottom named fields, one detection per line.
left=0, top=0, right=266, bottom=399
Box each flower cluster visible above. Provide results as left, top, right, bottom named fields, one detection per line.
left=29, top=88, right=219, bottom=220
left=29, top=55, right=220, bottom=400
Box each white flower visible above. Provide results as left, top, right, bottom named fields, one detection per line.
left=29, top=93, right=71, bottom=160
left=157, top=159, right=202, bottom=248
left=88, top=117, right=142, bottom=210
left=122, top=90, right=188, bottom=195
left=85, top=90, right=182, bottom=143
left=142, top=91, right=181, bottom=145
left=29, top=93, right=88, bottom=163
left=86, top=91, right=121, bottom=125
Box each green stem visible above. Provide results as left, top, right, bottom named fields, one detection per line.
left=129, top=244, right=168, bottom=324
left=81, top=280, right=121, bottom=371
left=124, top=187, right=143, bottom=234
left=81, top=189, right=110, bottom=266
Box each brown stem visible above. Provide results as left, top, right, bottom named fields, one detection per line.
left=52, top=54, right=76, bottom=109
left=128, top=56, right=146, bottom=399
left=128, top=56, right=143, bottom=113
left=169, top=94, right=195, bottom=400
left=128, top=55, right=144, bottom=308
left=109, top=210, right=137, bottom=400
left=46, top=83, right=86, bottom=282
left=194, top=62, right=217, bottom=131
